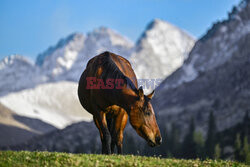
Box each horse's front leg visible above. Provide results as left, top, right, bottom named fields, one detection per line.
left=115, top=110, right=128, bottom=154
left=94, top=112, right=112, bottom=154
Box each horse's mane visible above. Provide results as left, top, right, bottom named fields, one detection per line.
left=94, top=51, right=138, bottom=92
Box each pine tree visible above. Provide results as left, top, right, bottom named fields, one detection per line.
left=181, top=118, right=197, bottom=159
left=241, top=136, right=250, bottom=164
left=123, top=132, right=137, bottom=155
left=193, top=131, right=205, bottom=159
left=205, top=111, right=216, bottom=158
left=169, top=123, right=180, bottom=157
left=214, top=143, right=221, bottom=159
left=243, top=111, right=249, bottom=139
left=160, top=125, right=171, bottom=157
left=246, top=153, right=250, bottom=165
left=234, top=133, right=242, bottom=161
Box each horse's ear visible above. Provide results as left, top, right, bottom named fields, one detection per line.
left=147, top=90, right=155, bottom=100
left=138, top=86, right=144, bottom=98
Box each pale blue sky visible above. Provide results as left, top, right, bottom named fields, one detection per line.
left=0, top=0, right=241, bottom=60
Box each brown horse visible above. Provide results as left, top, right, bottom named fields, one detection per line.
left=78, top=51, right=161, bottom=154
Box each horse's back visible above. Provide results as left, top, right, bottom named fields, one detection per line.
left=78, top=51, right=137, bottom=114
left=109, top=53, right=137, bottom=83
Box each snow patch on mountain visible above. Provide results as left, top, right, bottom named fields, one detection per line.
left=0, top=81, right=92, bottom=129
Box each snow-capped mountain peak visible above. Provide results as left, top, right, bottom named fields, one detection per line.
left=88, top=27, right=134, bottom=48
left=60, top=27, right=135, bottom=81
left=0, top=54, right=33, bottom=70
left=36, top=33, right=84, bottom=66
left=0, top=55, right=45, bottom=96
left=82, top=27, right=134, bottom=59
left=35, top=33, right=85, bottom=79
left=130, top=19, right=195, bottom=84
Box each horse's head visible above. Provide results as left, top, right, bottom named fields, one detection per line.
left=129, top=87, right=162, bottom=147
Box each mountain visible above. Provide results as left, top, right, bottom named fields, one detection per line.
left=36, top=33, right=85, bottom=80
left=130, top=19, right=195, bottom=81
left=152, top=0, right=250, bottom=135
left=0, top=55, right=46, bottom=96
left=62, top=27, right=134, bottom=81
left=157, top=1, right=250, bottom=91
left=0, top=20, right=194, bottom=96
left=0, top=28, right=134, bottom=96
left=0, top=103, right=57, bottom=147
left=0, top=81, right=92, bottom=129
left=4, top=121, right=100, bottom=153
left=36, top=27, right=134, bottom=82
left=0, top=19, right=195, bottom=147
left=3, top=119, right=148, bottom=154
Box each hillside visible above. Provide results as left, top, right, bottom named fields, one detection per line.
left=0, top=151, right=247, bottom=167
left=4, top=121, right=99, bottom=153
left=0, top=103, right=56, bottom=147
left=157, top=0, right=250, bottom=91
left=152, top=0, right=250, bottom=135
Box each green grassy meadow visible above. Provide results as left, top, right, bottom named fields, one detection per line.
left=0, top=151, right=248, bottom=167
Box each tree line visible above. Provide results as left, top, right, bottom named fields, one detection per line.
left=123, top=111, right=250, bottom=164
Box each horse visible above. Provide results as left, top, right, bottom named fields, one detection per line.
left=78, top=51, right=162, bottom=154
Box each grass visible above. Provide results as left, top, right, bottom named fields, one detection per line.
left=0, top=151, right=248, bottom=167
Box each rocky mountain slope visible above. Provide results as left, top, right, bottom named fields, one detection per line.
left=157, top=0, right=250, bottom=91
left=153, top=0, right=250, bottom=135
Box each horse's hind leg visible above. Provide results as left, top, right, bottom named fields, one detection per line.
left=93, top=112, right=112, bottom=154
left=107, top=116, right=116, bottom=154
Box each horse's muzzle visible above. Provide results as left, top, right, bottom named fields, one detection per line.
left=155, top=136, right=162, bottom=145
left=147, top=136, right=162, bottom=147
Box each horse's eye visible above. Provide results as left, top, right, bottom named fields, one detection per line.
left=145, top=111, right=151, bottom=116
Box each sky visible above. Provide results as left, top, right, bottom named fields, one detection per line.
left=0, top=0, right=241, bottom=61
